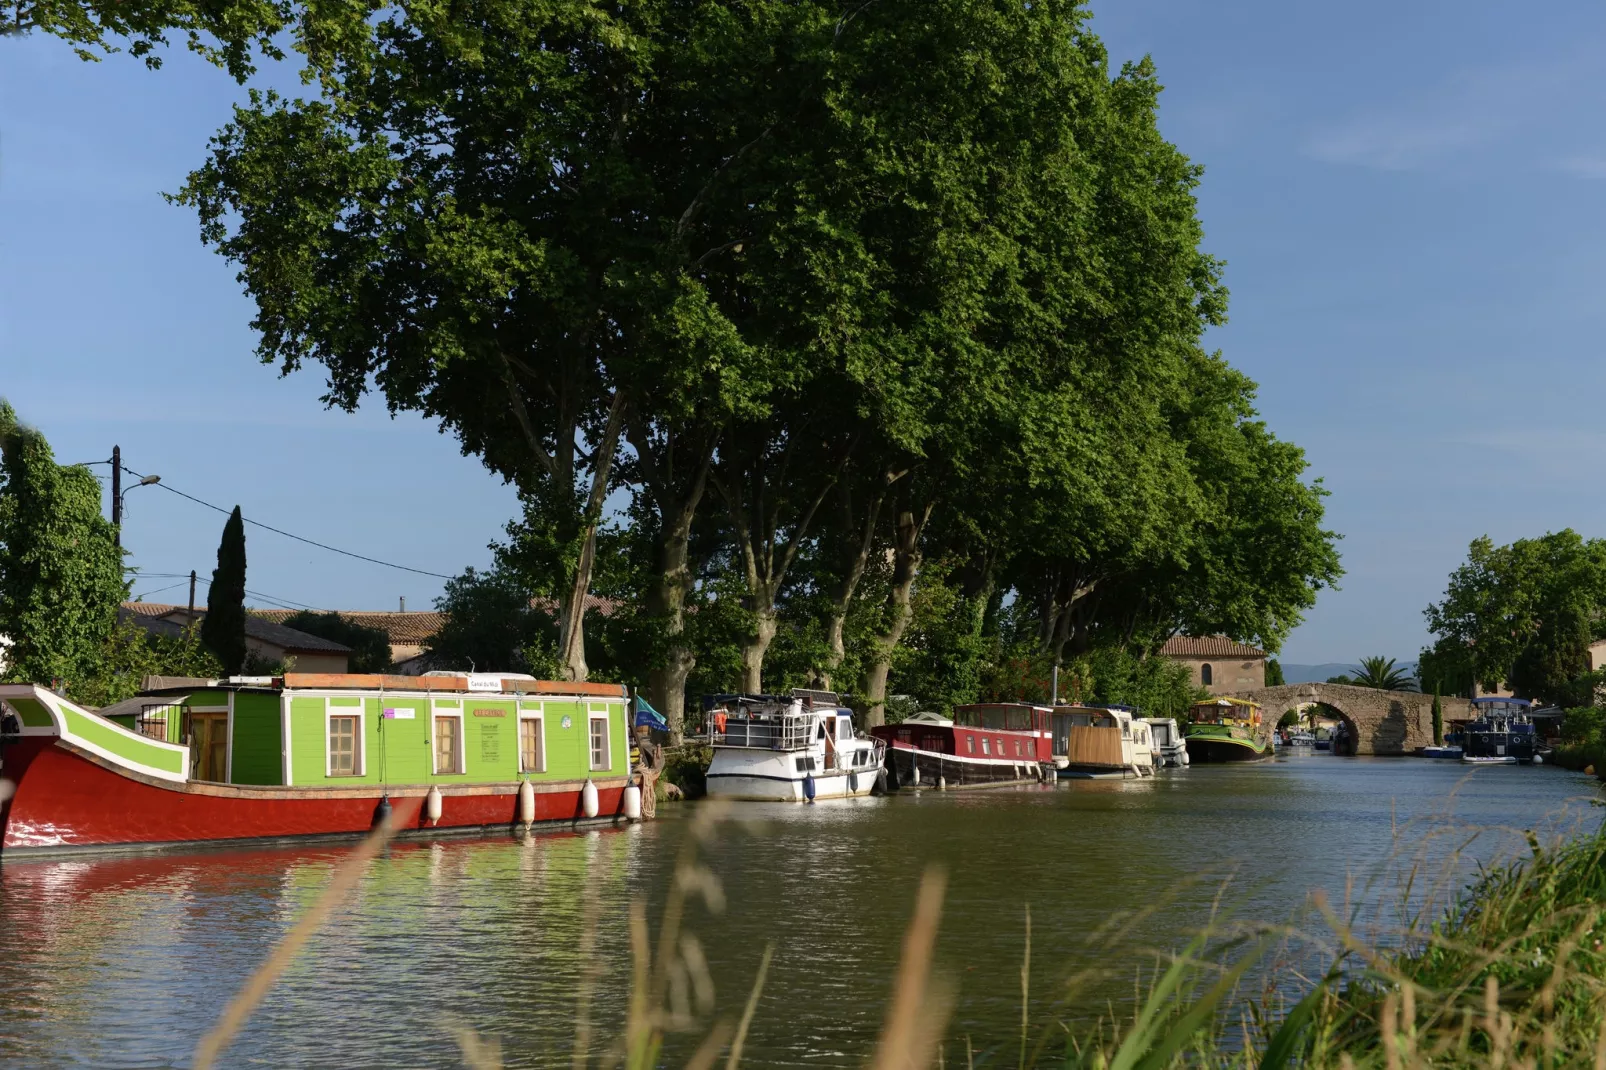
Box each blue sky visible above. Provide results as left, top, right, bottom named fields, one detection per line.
left=3, top=1, right=1605, bottom=661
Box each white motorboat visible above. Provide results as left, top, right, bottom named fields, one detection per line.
left=1283, top=730, right=1316, bottom=747
left=1143, top=717, right=1189, bottom=767
left=703, top=690, right=886, bottom=801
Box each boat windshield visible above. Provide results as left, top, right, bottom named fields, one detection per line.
left=954, top=705, right=1035, bottom=732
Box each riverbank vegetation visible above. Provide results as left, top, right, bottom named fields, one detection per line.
left=13, top=1, right=1343, bottom=733
left=1422, top=530, right=1606, bottom=780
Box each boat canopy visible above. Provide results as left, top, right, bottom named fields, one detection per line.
left=1188, top=697, right=1262, bottom=724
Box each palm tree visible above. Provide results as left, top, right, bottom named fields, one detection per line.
left=1341, top=655, right=1418, bottom=691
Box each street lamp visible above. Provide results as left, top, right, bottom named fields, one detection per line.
left=110, top=444, right=161, bottom=549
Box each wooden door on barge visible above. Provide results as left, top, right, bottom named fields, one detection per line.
left=187, top=712, right=228, bottom=782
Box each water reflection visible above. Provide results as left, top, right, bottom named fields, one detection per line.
left=0, top=759, right=1598, bottom=1067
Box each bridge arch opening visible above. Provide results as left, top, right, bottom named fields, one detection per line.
left=1295, top=701, right=1359, bottom=755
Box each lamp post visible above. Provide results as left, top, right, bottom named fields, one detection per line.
left=110, top=446, right=161, bottom=549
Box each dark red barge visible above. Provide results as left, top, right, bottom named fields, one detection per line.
left=872, top=703, right=1053, bottom=789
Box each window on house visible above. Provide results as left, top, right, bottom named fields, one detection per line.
left=520, top=716, right=545, bottom=773
left=1201, top=663, right=1214, bottom=686
left=434, top=715, right=463, bottom=775
left=329, top=715, right=361, bottom=776
left=589, top=715, right=610, bottom=771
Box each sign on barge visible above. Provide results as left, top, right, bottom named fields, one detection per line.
left=0, top=673, right=634, bottom=858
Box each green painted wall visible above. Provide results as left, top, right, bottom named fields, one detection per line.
left=285, top=692, right=627, bottom=787
left=230, top=692, right=282, bottom=785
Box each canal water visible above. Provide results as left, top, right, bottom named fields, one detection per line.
left=1, top=756, right=1599, bottom=1068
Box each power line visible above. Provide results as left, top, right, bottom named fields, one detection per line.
left=127, top=572, right=325, bottom=613
left=119, top=466, right=453, bottom=580
left=131, top=580, right=190, bottom=601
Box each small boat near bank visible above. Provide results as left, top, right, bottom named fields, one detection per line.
left=703, top=690, right=885, bottom=801
left=1145, top=717, right=1189, bottom=768
left=1184, top=698, right=1273, bottom=763
left=872, top=704, right=1051, bottom=789
left=0, top=673, right=637, bottom=859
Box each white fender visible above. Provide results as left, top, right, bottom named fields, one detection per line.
left=911, top=764, right=921, bottom=786
left=622, top=783, right=642, bottom=821
left=518, top=779, right=536, bottom=826
left=936, top=775, right=947, bottom=792
left=581, top=778, right=600, bottom=819
left=425, top=784, right=443, bottom=825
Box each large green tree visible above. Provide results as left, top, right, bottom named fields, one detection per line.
left=1424, top=531, right=1606, bottom=702
left=201, top=506, right=247, bottom=674
left=0, top=402, right=127, bottom=691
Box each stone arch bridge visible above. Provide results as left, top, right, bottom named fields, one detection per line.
left=1226, top=683, right=1475, bottom=756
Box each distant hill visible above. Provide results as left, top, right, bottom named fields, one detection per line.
left=1279, top=661, right=1419, bottom=685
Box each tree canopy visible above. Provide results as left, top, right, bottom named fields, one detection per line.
left=1424, top=530, right=1606, bottom=704
left=0, top=401, right=127, bottom=691
left=166, top=0, right=1340, bottom=735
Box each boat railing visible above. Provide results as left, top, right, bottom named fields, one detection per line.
left=709, top=712, right=815, bottom=751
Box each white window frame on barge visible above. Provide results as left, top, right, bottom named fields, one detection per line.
left=519, top=703, right=546, bottom=774
left=433, top=709, right=466, bottom=775
left=588, top=702, right=612, bottom=772
left=325, top=699, right=366, bottom=778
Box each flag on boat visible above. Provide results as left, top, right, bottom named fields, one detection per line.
left=634, top=695, right=668, bottom=731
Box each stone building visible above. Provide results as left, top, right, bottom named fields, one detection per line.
left=1159, top=635, right=1267, bottom=695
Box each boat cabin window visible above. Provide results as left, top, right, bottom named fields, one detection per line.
left=434, top=714, right=464, bottom=775
left=328, top=713, right=363, bottom=777
left=981, top=737, right=990, bottom=755
left=957, top=706, right=1033, bottom=732
left=589, top=713, right=611, bottom=771
left=966, top=736, right=976, bottom=754
left=838, top=716, right=853, bottom=741
left=519, top=712, right=545, bottom=773
left=1201, top=663, right=1213, bottom=686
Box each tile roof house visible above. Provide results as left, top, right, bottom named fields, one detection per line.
left=1159, top=635, right=1267, bottom=695
left=251, top=609, right=444, bottom=672
left=121, top=602, right=352, bottom=674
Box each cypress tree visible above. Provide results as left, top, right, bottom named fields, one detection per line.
left=201, top=506, right=247, bottom=674
left=1432, top=685, right=1444, bottom=746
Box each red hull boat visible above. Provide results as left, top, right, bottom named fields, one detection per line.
left=871, top=703, right=1053, bottom=789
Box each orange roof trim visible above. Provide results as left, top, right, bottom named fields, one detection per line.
left=281, top=673, right=628, bottom=698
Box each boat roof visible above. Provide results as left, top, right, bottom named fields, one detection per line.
left=1191, top=697, right=1261, bottom=709
left=703, top=690, right=845, bottom=712
left=129, top=672, right=628, bottom=700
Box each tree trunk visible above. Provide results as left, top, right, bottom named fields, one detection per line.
left=740, top=600, right=778, bottom=693
left=554, top=395, right=626, bottom=682
left=646, top=496, right=699, bottom=744
left=820, top=487, right=885, bottom=691
left=863, top=505, right=931, bottom=727
left=629, top=414, right=717, bottom=745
